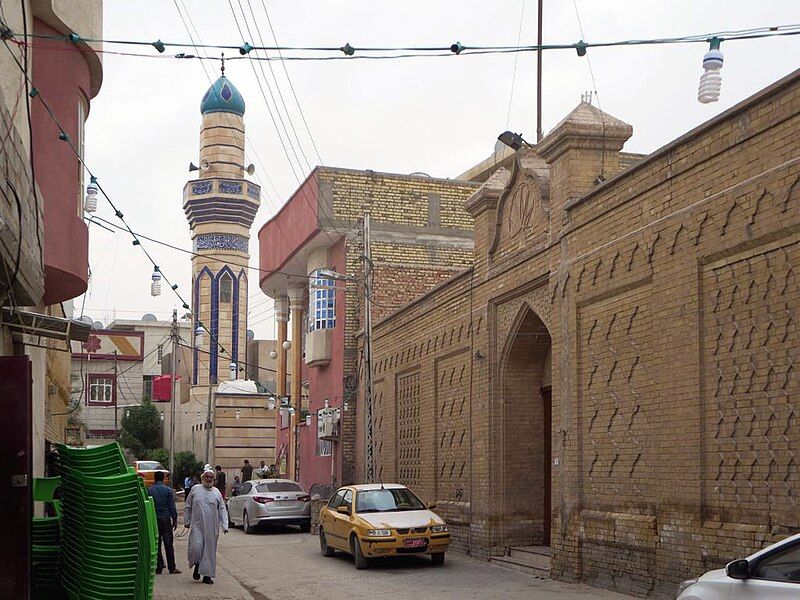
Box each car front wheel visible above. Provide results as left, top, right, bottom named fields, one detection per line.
left=320, top=528, right=335, bottom=557
left=431, top=552, right=445, bottom=566
left=351, top=535, right=369, bottom=570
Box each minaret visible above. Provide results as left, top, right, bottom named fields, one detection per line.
left=184, top=66, right=260, bottom=386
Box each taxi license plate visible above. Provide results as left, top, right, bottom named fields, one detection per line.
left=403, top=538, right=426, bottom=548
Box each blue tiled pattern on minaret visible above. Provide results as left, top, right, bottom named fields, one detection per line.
left=195, top=234, right=249, bottom=253
left=191, top=181, right=213, bottom=195
left=219, top=181, right=243, bottom=194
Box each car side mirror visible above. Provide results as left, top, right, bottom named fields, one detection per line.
left=428, top=502, right=437, bottom=509
left=726, top=559, right=750, bottom=580
left=336, top=506, right=351, bottom=515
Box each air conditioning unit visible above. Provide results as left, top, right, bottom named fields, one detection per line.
left=317, top=407, right=340, bottom=441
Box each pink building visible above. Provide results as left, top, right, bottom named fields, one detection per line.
left=258, top=167, right=477, bottom=495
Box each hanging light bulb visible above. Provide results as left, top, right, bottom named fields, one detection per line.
left=269, top=349, right=278, bottom=360
left=151, top=266, right=162, bottom=296
left=235, top=409, right=240, bottom=419
left=195, top=324, right=205, bottom=346
left=282, top=340, right=292, bottom=351
left=698, top=37, right=723, bottom=104
left=84, top=176, right=98, bottom=213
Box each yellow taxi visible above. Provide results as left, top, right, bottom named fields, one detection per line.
left=133, top=460, right=170, bottom=487
left=318, top=483, right=450, bottom=569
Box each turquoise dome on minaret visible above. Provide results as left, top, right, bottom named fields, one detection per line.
left=200, top=75, right=245, bottom=117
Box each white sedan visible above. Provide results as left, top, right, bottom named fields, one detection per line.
left=677, top=532, right=800, bottom=599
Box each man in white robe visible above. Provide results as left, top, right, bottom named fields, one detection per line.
left=184, top=464, right=228, bottom=584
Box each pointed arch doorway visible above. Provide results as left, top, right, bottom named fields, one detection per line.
left=500, top=305, right=553, bottom=549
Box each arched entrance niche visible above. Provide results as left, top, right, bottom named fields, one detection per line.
left=500, top=304, right=552, bottom=548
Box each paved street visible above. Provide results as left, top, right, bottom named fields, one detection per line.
left=154, top=526, right=637, bottom=600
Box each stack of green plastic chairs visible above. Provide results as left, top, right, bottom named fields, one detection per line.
left=32, top=477, right=63, bottom=599
left=55, top=442, right=157, bottom=600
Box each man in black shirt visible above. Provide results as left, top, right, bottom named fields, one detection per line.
left=214, top=465, right=227, bottom=499
left=240, top=459, right=253, bottom=483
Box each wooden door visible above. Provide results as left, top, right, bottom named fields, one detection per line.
left=0, top=356, right=32, bottom=598
left=542, top=387, right=552, bottom=546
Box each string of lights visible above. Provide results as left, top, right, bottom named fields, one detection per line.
left=5, top=23, right=799, bottom=57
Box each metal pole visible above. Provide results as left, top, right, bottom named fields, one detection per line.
left=113, top=351, right=118, bottom=439
left=205, top=382, right=213, bottom=464
left=363, top=213, right=374, bottom=482
left=169, top=309, right=178, bottom=482
left=536, top=0, right=544, bottom=143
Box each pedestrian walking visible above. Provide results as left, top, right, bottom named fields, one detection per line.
left=240, top=459, right=253, bottom=482
left=214, top=465, right=227, bottom=499
left=184, top=472, right=198, bottom=498
left=147, top=471, right=181, bottom=575
left=184, top=464, right=228, bottom=585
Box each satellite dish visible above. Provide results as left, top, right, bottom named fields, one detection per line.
left=408, top=171, right=431, bottom=178
left=142, top=313, right=158, bottom=322
left=79, top=315, right=93, bottom=324
left=494, top=139, right=506, bottom=155
left=200, top=159, right=211, bottom=172
left=246, top=164, right=255, bottom=176
left=247, top=329, right=255, bottom=341
left=91, top=321, right=104, bottom=330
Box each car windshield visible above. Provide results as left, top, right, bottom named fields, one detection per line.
left=356, top=488, right=426, bottom=513
left=256, top=482, right=303, bottom=493
left=137, top=461, right=165, bottom=471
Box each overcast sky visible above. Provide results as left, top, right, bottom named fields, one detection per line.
left=78, top=0, right=800, bottom=339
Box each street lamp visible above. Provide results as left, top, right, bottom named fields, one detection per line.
left=497, top=131, right=534, bottom=151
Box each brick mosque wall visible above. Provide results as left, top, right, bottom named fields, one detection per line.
left=364, top=69, right=800, bottom=597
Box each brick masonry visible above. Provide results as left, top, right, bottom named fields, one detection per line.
left=313, top=168, right=478, bottom=486
left=360, top=70, right=800, bottom=597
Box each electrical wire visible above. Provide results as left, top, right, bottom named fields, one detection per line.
left=229, top=1, right=348, bottom=243
left=505, top=0, right=527, bottom=130
left=259, top=0, right=323, bottom=166
left=173, top=0, right=318, bottom=260
left=10, top=23, right=800, bottom=55
left=572, top=0, right=607, bottom=179
left=86, top=214, right=357, bottom=283
left=12, top=2, right=43, bottom=270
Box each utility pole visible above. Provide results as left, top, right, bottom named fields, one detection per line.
left=113, top=350, right=118, bottom=439
left=169, top=309, right=178, bottom=481
left=536, top=0, right=544, bottom=143
left=204, top=371, right=214, bottom=465
left=363, top=213, right=375, bottom=482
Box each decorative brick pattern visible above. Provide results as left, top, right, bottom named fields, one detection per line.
left=578, top=286, right=651, bottom=507
left=434, top=351, right=471, bottom=503
left=397, top=370, right=421, bottom=488
left=702, top=240, right=799, bottom=526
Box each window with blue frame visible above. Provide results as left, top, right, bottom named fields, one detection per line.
left=309, top=270, right=336, bottom=331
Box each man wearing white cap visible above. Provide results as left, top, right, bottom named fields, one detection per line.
left=184, top=464, right=229, bottom=584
